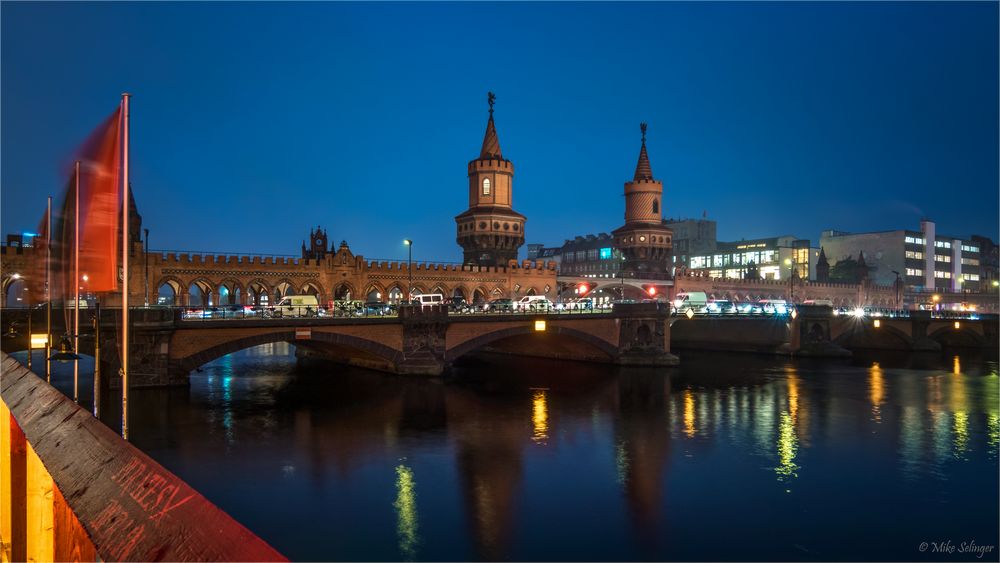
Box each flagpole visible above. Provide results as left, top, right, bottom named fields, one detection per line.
left=46, top=196, right=52, bottom=383
left=121, top=93, right=131, bottom=440
left=74, top=161, right=80, bottom=403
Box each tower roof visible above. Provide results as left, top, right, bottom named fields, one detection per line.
left=633, top=122, right=653, bottom=181
left=479, top=92, right=502, bottom=160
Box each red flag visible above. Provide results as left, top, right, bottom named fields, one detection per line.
left=76, top=108, right=123, bottom=292
left=43, top=108, right=123, bottom=298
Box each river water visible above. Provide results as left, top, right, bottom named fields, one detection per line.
left=20, top=346, right=1000, bottom=561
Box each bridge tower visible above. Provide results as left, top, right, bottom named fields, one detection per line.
left=612, top=123, right=673, bottom=277
left=455, top=92, right=525, bottom=266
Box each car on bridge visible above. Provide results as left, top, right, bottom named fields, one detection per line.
left=515, top=296, right=554, bottom=312
left=707, top=299, right=737, bottom=315
left=484, top=298, right=513, bottom=313
left=557, top=297, right=596, bottom=311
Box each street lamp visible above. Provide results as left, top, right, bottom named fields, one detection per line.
left=403, top=239, right=413, bottom=304
left=784, top=258, right=796, bottom=302
left=144, top=228, right=149, bottom=307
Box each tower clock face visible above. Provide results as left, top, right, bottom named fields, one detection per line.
left=315, top=238, right=323, bottom=246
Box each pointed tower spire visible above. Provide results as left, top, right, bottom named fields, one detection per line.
left=480, top=92, right=502, bottom=160
left=633, top=122, right=653, bottom=181
left=816, top=246, right=830, bottom=283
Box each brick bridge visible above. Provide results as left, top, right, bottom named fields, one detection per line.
left=3, top=304, right=996, bottom=388
left=1, top=304, right=680, bottom=386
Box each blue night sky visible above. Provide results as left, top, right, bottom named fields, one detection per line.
left=2, top=2, right=997, bottom=262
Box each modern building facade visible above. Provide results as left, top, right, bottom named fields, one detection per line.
left=455, top=93, right=526, bottom=267
left=686, top=236, right=816, bottom=280
left=820, top=220, right=983, bottom=291
left=664, top=217, right=717, bottom=271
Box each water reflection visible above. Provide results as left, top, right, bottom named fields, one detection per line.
left=394, top=464, right=419, bottom=561
left=869, top=362, right=884, bottom=423
left=101, top=348, right=999, bottom=561
left=531, top=389, right=549, bottom=444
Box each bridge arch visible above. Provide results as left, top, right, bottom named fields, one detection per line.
left=452, top=286, right=469, bottom=301
left=472, top=287, right=488, bottom=304
left=187, top=278, right=215, bottom=307
left=364, top=282, right=386, bottom=303
left=155, top=276, right=185, bottom=306
left=246, top=279, right=271, bottom=306
left=445, top=325, right=618, bottom=363
left=299, top=280, right=325, bottom=300
left=217, top=278, right=244, bottom=306
left=834, top=324, right=913, bottom=350
left=175, top=330, right=402, bottom=376
left=928, top=326, right=988, bottom=348
left=333, top=282, right=357, bottom=301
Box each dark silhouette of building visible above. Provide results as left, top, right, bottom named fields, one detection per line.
left=816, top=247, right=830, bottom=282
left=301, top=226, right=329, bottom=260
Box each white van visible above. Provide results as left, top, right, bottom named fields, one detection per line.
left=673, top=291, right=708, bottom=313
left=803, top=299, right=834, bottom=307
left=516, top=295, right=553, bottom=312
left=272, top=295, right=319, bottom=317
left=413, top=293, right=444, bottom=308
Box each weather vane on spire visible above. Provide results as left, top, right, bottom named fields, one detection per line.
left=640, top=122, right=647, bottom=143
left=488, top=91, right=496, bottom=116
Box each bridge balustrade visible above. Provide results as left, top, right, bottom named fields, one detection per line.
left=0, top=354, right=286, bottom=562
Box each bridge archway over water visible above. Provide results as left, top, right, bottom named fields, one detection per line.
left=446, top=325, right=617, bottom=364
left=173, top=329, right=402, bottom=376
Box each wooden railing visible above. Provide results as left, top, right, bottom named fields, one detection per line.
left=0, top=353, right=286, bottom=562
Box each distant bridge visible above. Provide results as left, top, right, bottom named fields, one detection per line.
left=2, top=305, right=995, bottom=389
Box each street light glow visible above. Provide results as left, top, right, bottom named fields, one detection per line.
left=403, top=239, right=412, bottom=246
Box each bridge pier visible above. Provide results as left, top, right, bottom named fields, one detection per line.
left=790, top=305, right=852, bottom=358
left=908, top=311, right=944, bottom=351
left=397, top=305, right=449, bottom=376
left=612, top=303, right=680, bottom=367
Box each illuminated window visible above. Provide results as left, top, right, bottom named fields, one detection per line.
left=961, top=257, right=980, bottom=266
left=934, top=241, right=952, bottom=249
left=905, top=250, right=924, bottom=260
left=961, top=245, right=980, bottom=253
left=906, top=268, right=923, bottom=276
left=482, top=178, right=491, bottom=195
left=934, top=271, right=952, bottom=279
left=935, top=254, right=951, bottom=263
left=962, top=273, right=980, bottom=281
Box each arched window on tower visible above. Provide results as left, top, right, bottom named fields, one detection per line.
left=483, top=178, right=491, bottom=195
left=652, top=199, right=659, bottom=214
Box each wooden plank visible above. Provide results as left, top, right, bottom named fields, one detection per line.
left=9, top=413, right=26, bottom=563
left=1, top=400, right=11, bottom=563
left=53, top=487, right=96, bottom=563
left=0, top=353, right=286, bottom=562
left=25, top=445, right=54, bottom=563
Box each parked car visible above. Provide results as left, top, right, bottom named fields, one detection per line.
left=559, top=297, right=595, bottom=311
left=446, top=296, right=468, bottom=313
left=363, top=301, right=392, bottom=316
left=516, top=296, right=553, bottom=312
left=485, top=298, right=513, bottom=312
left=673, top=291, right=708, bottom=313
left=413, top=293, right=445, bottom=308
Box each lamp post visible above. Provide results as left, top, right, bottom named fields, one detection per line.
left=891, top=270, right=901, bottom=310
left=619, top=252, right=626, bottom=302
left=144, top=228, right=149, bottom=307
left=403, top=239, right=413, bottom=304
left=784, top=258, right=795, bottom=302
